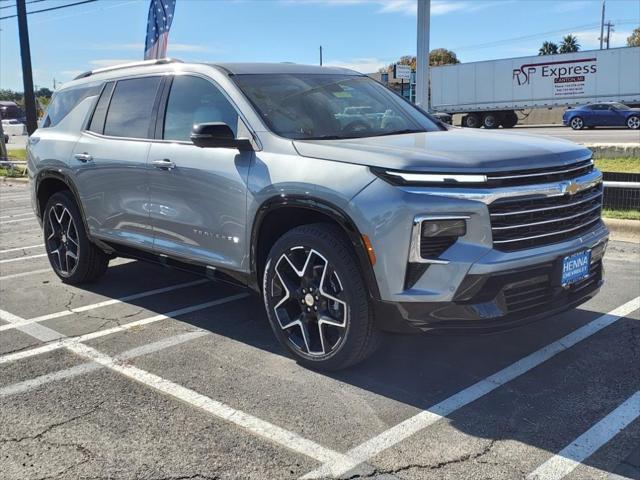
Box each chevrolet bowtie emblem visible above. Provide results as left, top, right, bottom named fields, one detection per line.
left=565, top=181, right=581, bottom=196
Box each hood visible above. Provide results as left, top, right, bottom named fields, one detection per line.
left=292, top=128, right=592, bottom=173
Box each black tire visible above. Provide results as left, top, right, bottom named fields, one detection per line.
left=501, top=111, right=518, bottom=128
left=482, top=112, right=500, bottom=129
left=570, top=116, right=584, bottom=130
left=463, top=113, right=481, bottom=128
left=43, top=191, right=109, bottom=284
left=262, top=223, right=380, bottom=370
left=627, top=115, right=640, bottom=130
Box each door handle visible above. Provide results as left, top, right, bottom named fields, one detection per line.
left=74, top=153, right=93, bottom=162
left=152, top=159, right=176, bottom=170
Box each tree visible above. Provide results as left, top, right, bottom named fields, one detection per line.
left=35, top=87, right=53, bottom=98
left=429, top=48, right=460, bottom=66
left=559, top=34, right=580, bottom=53
left=628, top=27, right=640, bottom=47
left=539, top=41, right=559, bottom=55
left=383, top=49, right=460, bottom=73
left=0, top=89, right=22, bottom=102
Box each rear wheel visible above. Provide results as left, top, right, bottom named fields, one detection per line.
left=43, top=191, right=109, bottom=284
left=501, top=111, right=518, bottom=128
left=262, top=223, right=380, bottom=370
left=570, top=117, right=584, bottom=130
left=482, top=113, right=500, bottom=129
left=463, top=113, right=481, bottom=128
left=627, top=115, right=640, bottom=130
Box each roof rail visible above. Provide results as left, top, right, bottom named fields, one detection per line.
left=73, top=58, right=183, bottom=80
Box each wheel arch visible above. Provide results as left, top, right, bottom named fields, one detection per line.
left=250, top=196, right=381, bottom=300
left=35, top=170, right=92, bottom=241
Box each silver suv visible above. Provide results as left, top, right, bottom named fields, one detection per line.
left=28, top=59, right=608, bottom=370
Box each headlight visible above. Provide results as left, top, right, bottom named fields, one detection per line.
left=371, top=167, right=487, bottom=186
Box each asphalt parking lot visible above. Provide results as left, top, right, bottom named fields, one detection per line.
left=1, top=182, right=639, bottom=480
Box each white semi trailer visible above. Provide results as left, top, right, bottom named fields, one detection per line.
left=430, top=46, right=640, bottom=128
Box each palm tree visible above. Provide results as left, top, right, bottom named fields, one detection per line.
left=559, top=35, right=580, bottom=53
left=539, top=41, right=559, bottom=56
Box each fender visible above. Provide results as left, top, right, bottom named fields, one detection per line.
left=249, top=195, right=381, bottom=300
left=34, top=169, right=112, bottom=252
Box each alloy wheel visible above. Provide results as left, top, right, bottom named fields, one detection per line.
left=628, top=116, right=640, bottom=130
left=45, top=203, right=80, bottom=276
left=270, top=247, right=347, bottom=358
left=571, top=117, right=583, bottom=129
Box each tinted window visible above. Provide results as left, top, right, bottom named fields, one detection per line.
left=103, top=77, right=162, bottom=138
left=88, top=82, right=115, bottom=134
left=42, top=83, right=101, bottom=128
left=233, top=74, right=440, bottom=140
left=163, top=76, right=238, bottom=141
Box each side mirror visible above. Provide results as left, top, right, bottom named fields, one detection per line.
left=190, top=122, right=253, bottom=151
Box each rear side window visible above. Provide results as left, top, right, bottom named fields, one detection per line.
left=88, top=82, right=115, bottom=134
left=103, top=77, right=162, bottom=139
left=42, top=83, right=101, bottom=128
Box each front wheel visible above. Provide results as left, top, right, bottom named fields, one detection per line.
left=570, top=117, right=584, bottom=130
left=262, top=223, right=380, bottom=370
left=43, top=191, right=109, bottom=284
left=627, top=115, right=640, bottom=130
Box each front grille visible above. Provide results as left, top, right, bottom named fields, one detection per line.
left=490, top=184, right=604, bottom=251
left=485, top=159, right=594, bottom=187
left=503, top=276, right=550, bottom=313
left=502, top=261, right=602, bottom=314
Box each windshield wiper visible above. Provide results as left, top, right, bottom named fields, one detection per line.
left=369, top=129, right=427, bottom=137
left=302, top=134, right=357, bottom=140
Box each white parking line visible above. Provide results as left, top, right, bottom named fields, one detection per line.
left=0, top=278, right=208, bottom=332
left=527, top=391, right=640, bottom=480
left=0, top=303, right=355, bottom=469
left=0, top=212, right=32, bottom=220
left=0, top=268, right=51, bottom=281
left=0, top=217, right=35, bottom=224
left=0, top=253, right=47, bottom=264
left=0, top=243, right=43, bottom=254
left=0, top=293, right=250, bottom=365
left=0, top=330, right=209, bottom=398
left=302, top=297, right=640, bottom=479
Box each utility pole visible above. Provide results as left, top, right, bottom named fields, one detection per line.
left=605, top=21, right=614, bottom=49
left=599, top=0, right=606, bottom=49
left=319, top=46, right=323, bottom=66
left=416, top=0, right=430, bottom=108
left=16, top=0, right=38, bottom=135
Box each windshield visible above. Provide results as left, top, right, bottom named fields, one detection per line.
left=233, top=73, right=442, bottom=140
left=611, top=103, right=631, bottom=110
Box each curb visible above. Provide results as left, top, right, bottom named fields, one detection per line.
left=0, top=176, right=29, bottom=184
left=587, top=144, right=640, bottom=159
left=604, top=218, right=640, bottom=244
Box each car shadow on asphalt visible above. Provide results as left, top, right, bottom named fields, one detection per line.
left=75, top=260, right=639, bottom=477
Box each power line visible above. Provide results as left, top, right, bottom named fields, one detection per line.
left=452, top=19, right=637, bottom=52
left=1, top=0, right=48, bottom=11
left=0, top=0, right=97, bottom=20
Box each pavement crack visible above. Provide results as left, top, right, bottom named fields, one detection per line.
left=345, top=439, right=498, bottom=479
left=0, top=400, right=105, bottom=445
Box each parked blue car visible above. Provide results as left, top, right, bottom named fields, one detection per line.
left=563, top=102, right=640, bottom=130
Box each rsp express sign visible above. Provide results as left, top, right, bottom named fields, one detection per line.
left=513, top=57, right=597, bottom=96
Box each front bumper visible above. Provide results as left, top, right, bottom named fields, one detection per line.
left=349, top=166, right=608, bottom=333
left=373, top=239, right=606, bottom=333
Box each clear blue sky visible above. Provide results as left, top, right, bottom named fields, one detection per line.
left=1, top=0, right=638, bottom=91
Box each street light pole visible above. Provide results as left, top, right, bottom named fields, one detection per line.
left=16, top=0, right=38, bottom=135
left=416, top=0, right=430, bottom=108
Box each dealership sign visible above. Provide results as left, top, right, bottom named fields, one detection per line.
left=513, top=57, right=598, bottom=96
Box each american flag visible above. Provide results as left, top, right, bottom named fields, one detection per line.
left=144, top=0, right=177, bottom=60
